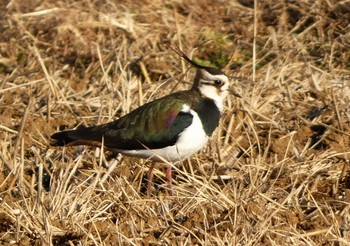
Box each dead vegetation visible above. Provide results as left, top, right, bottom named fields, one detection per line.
left=0, top=0, right=350, bottom=245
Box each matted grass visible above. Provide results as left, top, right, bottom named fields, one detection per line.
left=0, top=0, right=350, bottom=245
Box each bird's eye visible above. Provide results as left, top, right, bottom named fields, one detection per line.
left=214, top=80, right=222, bottom=85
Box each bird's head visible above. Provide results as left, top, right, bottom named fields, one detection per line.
left=170, top=45, right=230, bottom=112
left=192, top=67, right=229, bottom=112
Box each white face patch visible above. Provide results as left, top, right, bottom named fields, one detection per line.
left=198, top=71, right=229, bottom=112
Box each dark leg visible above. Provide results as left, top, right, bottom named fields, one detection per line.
left=147, top=162, right=157, bottom=197
left=166, top=165, right=173, bottom=195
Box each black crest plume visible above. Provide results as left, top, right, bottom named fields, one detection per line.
left=168, top=44, right=203, bottom=69
left=168, top=43, right=225, bottom=77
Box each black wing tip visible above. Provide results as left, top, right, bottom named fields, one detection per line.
left=50, top=131, right=72, bottom=146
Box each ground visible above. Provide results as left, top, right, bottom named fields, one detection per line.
left=0, top=0, right=350, bottom=245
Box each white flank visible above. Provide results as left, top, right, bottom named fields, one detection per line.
left=117, top=104, right=209, bottom=162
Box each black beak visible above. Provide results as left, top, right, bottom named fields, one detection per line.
left=229, top=87, right=242, bottom=98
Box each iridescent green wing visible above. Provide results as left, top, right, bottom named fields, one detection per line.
left=96, top=93, right=193, bottom=150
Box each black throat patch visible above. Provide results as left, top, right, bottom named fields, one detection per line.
left=194, top=98, right=221, bottom=136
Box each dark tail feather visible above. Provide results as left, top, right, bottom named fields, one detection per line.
left=50, top=130, right=77, bottom=146
left=50, top=126, right=103, bottom=147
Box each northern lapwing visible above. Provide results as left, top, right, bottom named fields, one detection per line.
left=51, top=47, right=235, bottom=196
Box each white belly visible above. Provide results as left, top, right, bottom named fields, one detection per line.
left=117, top=108, right=209, bottom=162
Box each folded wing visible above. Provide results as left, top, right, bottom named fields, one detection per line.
left=51, top=95, right=193, bottom=151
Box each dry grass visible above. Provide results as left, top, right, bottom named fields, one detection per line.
left=1, top=0, right=350, bottom=245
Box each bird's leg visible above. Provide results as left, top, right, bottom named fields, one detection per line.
left=166, top=165, right=173, bottom=195
left=147, top=162, right=157, bottom=197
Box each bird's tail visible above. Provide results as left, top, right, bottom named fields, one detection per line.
left=50, top=126, right=103, bottom=147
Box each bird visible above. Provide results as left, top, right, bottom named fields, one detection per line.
left=50, top=46, right=234, bottom=196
